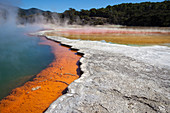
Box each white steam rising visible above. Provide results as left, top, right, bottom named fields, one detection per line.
left=0, top=2, right=18, bottom=27
left=0, top=0, right=69, bottom=30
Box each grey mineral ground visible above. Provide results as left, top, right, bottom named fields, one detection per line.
left=37, top=31, right=170, bottom=113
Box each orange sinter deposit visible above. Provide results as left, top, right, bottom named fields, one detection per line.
left=0, top=36, right=81, bottom=113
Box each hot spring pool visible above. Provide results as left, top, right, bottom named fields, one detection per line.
left=0, top=28, right=54, bottom=100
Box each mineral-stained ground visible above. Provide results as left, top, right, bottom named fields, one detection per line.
left=0, top=37, right=81, bottom=113
left=42, top=30, right=170, bottom=113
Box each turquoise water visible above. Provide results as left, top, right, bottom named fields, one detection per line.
left=0, top=27, right=54, bottom=100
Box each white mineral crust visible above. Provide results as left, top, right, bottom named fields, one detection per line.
left=36, top=31, right=170, bottom=113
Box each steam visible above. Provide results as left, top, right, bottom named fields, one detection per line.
left=0, top=0, right=59, bottom=30
left=0, top=0, right=77, bottom=30
left=0, top=2, right=18, bottom=27
left=18, top=12, right=70, bottom=28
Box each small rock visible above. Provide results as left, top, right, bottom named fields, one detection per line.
left=31, top=86, right=41, bottom=91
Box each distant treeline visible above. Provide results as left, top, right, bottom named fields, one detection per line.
left=18, top=0, right=170, bottom=27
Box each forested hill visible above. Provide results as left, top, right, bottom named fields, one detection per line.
left=17, top=0, right=170, bottom=27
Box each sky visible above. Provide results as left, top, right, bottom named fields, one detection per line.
left=2, top=0, right=165, bottom=13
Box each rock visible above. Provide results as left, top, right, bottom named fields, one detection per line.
left=42, top=35, right=170, bottom=113
left=31, top=86, right=41, bottom=91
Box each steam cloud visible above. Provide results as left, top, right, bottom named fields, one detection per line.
left=0, top=0, right=69, bottom=29
left=0, top=1, right=18, bottom=27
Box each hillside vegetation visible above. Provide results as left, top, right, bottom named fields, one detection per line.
left=16, top=0, right=170, bottom=27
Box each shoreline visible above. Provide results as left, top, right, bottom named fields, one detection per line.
left=39, top=31, right=170, bottom=113
left=1, top=27, right=170, bottom=112
left=0, top=35, right=81, bottom=113
left=45, top=27, right=170, bottom=45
